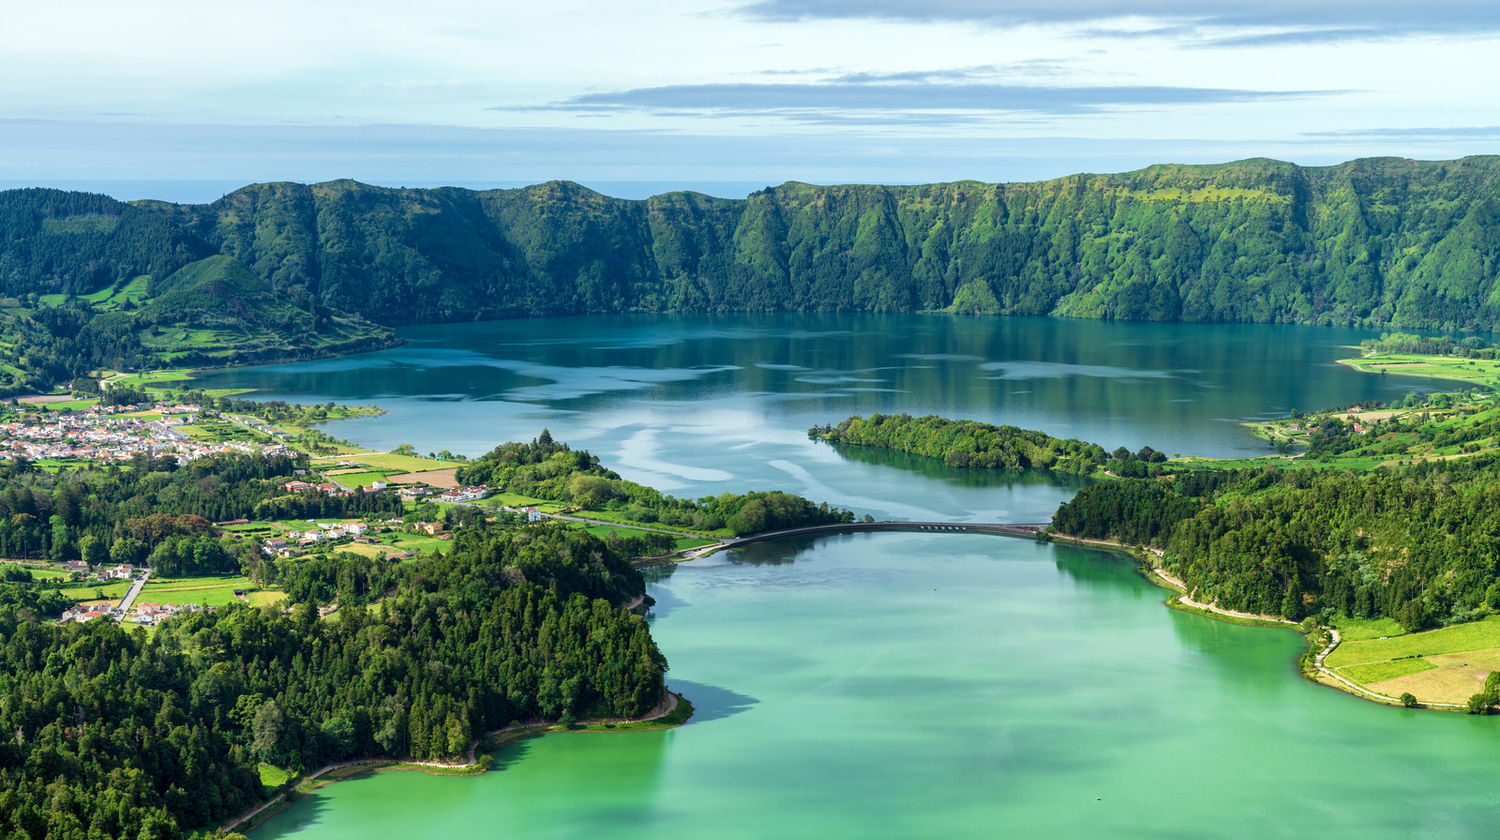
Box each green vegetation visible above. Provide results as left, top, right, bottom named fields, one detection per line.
left=258, top=762, right=294, bottom=789
left=0, top=444, right=667, bottom=839
left=1334, top=333, right=1500, bottom=388
left=0, top=189, right=394, bottom=395
left=1331, top=616, right=1406, bottom=642
left=811, top=413, right=1121, bottom=474
left=125, top=158, right=1500, bottom=331
left=1338, top=658, right=1438, bottom=685
left=135, top=574, right=265, bottom=607
left=579, top=523, right=715, bottom=553
left=1052, top=451, right=1500, bottom=630
left=1326, top=616, right=1500, bottom=668
left=1322, top=616, right=1500, bottom=707
left=456, top=431, right=853, bottom=536
left=1239, top=389, right=1500, bottom=468
left=1342, top=354, right=1500, bottom=389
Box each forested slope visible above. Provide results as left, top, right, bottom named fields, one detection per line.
left=140, top=156, right=1500, bottom=330
left=0, top=190, right=394, bottom=395
left=1051, top=459, right=1500, bottom=631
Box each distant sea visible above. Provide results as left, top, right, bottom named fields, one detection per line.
left=0, top=179, right=773, bottom=204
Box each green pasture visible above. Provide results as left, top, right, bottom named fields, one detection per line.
left=1326, top=615, right=1500, bottom=668
left=1341, top=353, right=1500, bottom=388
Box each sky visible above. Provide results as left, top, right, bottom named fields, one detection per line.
left=1, top=0, right=1498, bottom=198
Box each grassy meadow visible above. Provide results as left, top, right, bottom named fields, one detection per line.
left=1326, top=615, right=1500, bottom=705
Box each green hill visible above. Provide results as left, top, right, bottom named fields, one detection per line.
left=136, top=255, right=396, bottom=366
left=0, top=190, right=394, bottom=393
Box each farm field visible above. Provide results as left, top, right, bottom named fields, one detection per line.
left=387, top=468, right=459, bottom=487
left=134, top=575, right=269, bottom=607
left=1325, top=615, right=1500, bottom=704
left=59, top=580, right=132, bottom=601
left=314, top=452, right=452, bottom=472
left=571, top=506, right=732, bottom=539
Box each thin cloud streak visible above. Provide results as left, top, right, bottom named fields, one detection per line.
left=513, top=81, right=1349, bottom=119
left=739, top=0, right=1500, bottom=28
left=738, top=0, right=1500, bottom=42
left=1302, top=126, right=1500, bottom=140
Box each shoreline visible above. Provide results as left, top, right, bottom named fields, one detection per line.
left=223, top=688, right=690, bottom=835
left=1049, top=532, right=1472, bottom=712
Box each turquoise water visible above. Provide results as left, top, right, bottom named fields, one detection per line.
left=226, top=315, right=1490, bottom=839
left=253, top=534, right=1500, bottom=839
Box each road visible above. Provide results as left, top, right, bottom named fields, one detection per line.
left=113, top=569, right=151, bottom=620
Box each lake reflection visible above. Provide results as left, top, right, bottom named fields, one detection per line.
left=194, top=314, right=1444, bottom=522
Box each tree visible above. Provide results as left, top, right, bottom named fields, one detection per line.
left=251, top=699, right=285, bottom=761
left=319, top=716, right=356, bottom=759
left=1400, top=692, right=1418, bottom=708
left=393, top=443, right=417, bottom=456
left=79, top=534, right=108, bottom=567
left=1281, top=580, right=1304, bottom=621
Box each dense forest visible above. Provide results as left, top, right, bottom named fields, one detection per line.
left=811, top=413, right=1174, bottom=477
left=810, top=413, right=1123, bottom=473
left=0, top=450, right=665, bottom=839
left=5, top=155, right=1500, bottom=394
left=456, top=432, right=853, bottom=535
left=1051, top=457, right=1500, bottom=631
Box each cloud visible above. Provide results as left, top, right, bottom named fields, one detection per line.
left=3, top=118, right=1494, bottom=190
left=1301, top=126, right=1500, bottom=140
left=511, top=81, right=1345, bottom=122
left=829, top=61, right=1076, bottom=84
left=738, top=1, right=1500, bottom=44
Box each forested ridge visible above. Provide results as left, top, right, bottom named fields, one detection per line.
left=135, top=155, right=1500, bottom=329
left=0, top=190, right=394, bottom=396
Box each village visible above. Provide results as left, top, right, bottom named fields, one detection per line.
left=0, top=401, right=295, bottom=463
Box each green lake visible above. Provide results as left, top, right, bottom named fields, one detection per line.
left=219, top=315, right=1495, bottom=838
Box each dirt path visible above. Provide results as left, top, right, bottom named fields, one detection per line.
left=221, top=689, right=684, bottom=833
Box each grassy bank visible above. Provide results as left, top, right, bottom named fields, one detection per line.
left=1339, top=352, right=1500, bottom=388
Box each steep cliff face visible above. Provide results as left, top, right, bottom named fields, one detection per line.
left=135, top=156, right=1500, bottom=331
